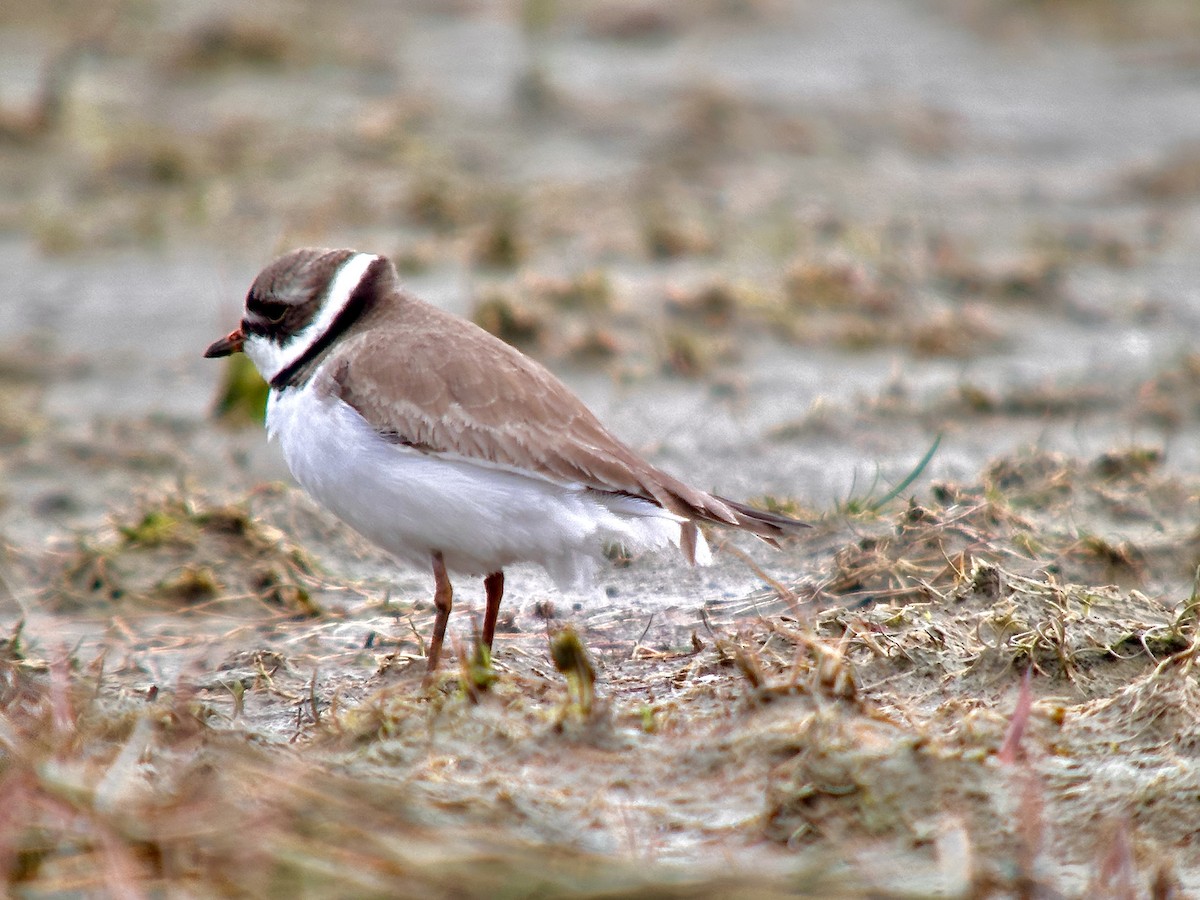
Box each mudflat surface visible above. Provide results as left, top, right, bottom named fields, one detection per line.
left=3, top=1, right=1200, bottom=896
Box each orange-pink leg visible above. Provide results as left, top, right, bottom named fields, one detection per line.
left=482, top=571, right=504, bottom=650
left=426, top=551, right=453, bottom=672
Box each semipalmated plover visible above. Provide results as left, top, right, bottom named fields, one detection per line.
left=205, top=248, right=806, bottom=671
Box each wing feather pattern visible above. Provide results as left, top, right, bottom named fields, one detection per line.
left=319, top=293, right=804, bottom=540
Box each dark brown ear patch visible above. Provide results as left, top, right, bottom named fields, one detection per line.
left=246, top=293, right=289, bottom=324
left=242, top=288, right=311, bottom=342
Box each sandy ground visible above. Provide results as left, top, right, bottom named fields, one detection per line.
left=4, top=1, right=1200, bottom=896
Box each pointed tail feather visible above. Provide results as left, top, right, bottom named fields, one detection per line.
left=632, top=466, right=808, bottom=543
left=714, top=496, right=810, bottom=540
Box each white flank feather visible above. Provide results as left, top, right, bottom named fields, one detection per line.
left=266, top=383, right=707, bottom=588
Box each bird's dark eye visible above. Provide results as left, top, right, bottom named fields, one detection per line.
left=248, top=295, right=289, bottom=324
left=260, top=302, right=288, bottom=323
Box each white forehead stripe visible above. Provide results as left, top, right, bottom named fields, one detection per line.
left=247, top=252, right=378, bottom=384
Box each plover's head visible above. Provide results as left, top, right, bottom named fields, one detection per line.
left=205, top=248, right=390, bottom=386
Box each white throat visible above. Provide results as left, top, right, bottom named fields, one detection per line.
left=245, top=252, right=378, bottom=385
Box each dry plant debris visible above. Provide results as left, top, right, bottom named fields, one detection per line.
left=469, top=257, right=1011, bottom=382
left=5, top=445, right=1198, bottom=895
left=39, top=494, right=321, bottom=616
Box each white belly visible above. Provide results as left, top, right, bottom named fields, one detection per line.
left=264, top=383, right=702, bottom=587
